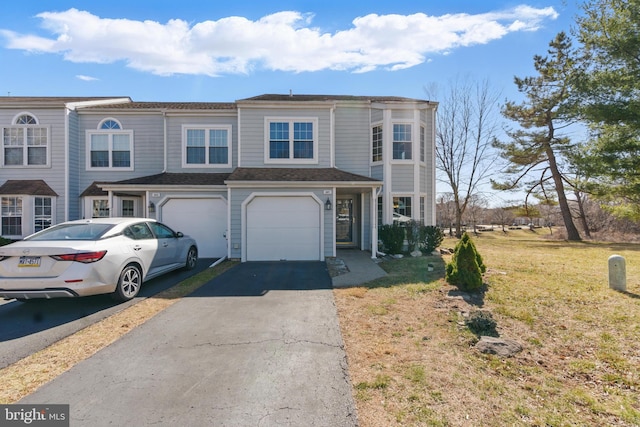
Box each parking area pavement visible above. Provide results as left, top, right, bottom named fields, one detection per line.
left=19, top=261, right=358, bottom=426
left=0, top=258, right=215, bottom=369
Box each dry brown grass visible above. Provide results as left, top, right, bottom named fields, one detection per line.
left=334, top=230, right=640, bottom=426
left=0, top=260, right=237, bottom=404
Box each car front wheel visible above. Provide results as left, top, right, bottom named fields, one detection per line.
left=113, top=264, right=142, bottom=302
left=185, top=246, right=198, bottom=270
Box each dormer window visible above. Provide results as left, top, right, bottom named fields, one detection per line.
left=2, top=113, right=49, bottom=167
left=86, top=118, right=133, bottom=170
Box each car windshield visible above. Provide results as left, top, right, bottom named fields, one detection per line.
left=26, top=223, right=115, bottom=241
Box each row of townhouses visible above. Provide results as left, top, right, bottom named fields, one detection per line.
left=0, top=94, right=437, bottom=262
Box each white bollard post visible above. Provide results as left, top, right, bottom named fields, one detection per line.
left=608, top=255, right=626, bottom=292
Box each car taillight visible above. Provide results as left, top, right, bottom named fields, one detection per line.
left=51, top=251, right=107, bottom=263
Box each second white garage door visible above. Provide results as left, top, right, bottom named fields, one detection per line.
left=246, top=196, right=321, bottom=261
left=161, top=198, right=227, bottom=258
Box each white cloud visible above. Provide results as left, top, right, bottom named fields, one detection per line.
left=76, top=75, right=99, bottom=81
left=1, top=6, right=558, bottom=76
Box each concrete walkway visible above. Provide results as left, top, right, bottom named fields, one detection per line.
left=20, top=262, right=357, bottom=426
left=331, top=249, right=387, bottom=287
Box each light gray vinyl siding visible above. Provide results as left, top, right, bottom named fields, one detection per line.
left=391, top=164, right=415, bottom=192
left=238, top=107, right=332, bottom=168
left=77, top=113, right=165, bottom=193
left=371, top=164, right=383, bottom=180
left=165, top=115, right=238, bottom=172
left=68, top=111, right=80, bottom=220
left=0, top=107, right=68, bottom=228
left=371, top=109, right=383, bottom=123
left=228, top=187, right=334, bottom=260
left=334, top=106, right=370, bottom=176
left=392, top=110, right=414, bottom=120
left=361, top=194, right=372, bottom=249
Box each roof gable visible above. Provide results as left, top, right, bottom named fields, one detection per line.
left=0, top=180, right=58, bottom=196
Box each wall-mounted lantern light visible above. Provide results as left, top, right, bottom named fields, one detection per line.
left=325, top=198, right=332, bottom=211
left=148, top=201, right=155, bottom=213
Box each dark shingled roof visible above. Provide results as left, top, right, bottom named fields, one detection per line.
left=0, top=97, right=131, bottom=107
left=81, top=102, right=237, bottom=111
left=113, top=172, right=231, bottom=186
left=239, top=94, right=431, bottom=103
left=0, top=180, right=58, bottom=196
left=80, top=182, right=109, bottom=197
left=226, top=167, right=380, bottom=183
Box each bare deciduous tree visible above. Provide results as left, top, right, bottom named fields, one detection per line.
left=429, top=77, right=501, bottom=238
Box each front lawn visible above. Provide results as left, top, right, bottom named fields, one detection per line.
left=334, top=229, right=640, bottom=426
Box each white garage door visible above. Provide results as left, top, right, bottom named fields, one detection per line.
left=162, top=198, right=227, bottom=258
left=246, top=196, right=321, bottom=261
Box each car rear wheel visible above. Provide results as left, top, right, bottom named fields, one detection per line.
left=113, top=264, right=142, bottom=302
left=185, top=246, right=198, bottom=270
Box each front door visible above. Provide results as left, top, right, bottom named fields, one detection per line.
left=336, top=198, right=354, bottom=245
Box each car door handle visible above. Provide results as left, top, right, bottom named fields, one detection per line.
left=133, top=245, right=142, bottom=251
left=162, top=242, right=169, bottom=247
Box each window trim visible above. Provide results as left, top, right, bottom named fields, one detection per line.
left=420, top=124, right=426, bottom=164
left=1, top=196, right=23, bottom=237
left=392, top=194, right=414, bottom=223
left=264, top=117, right=319, bottom=164
left=181, top=124, right=232, bottom=168
left=391, top=123, right=413, bottom=162
left=2, top=112, right=51, bottom=168
left=34, top=196, right=53, bottom=233
left=372, top=123, right=383, bottom=165
left=90, top=198, right=110, bottom=218
left=85, top=129, right=134, bottom=171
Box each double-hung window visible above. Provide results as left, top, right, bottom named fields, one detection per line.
left=34, top=196, right=52, bottom=232
left=266, top=118, right=317, bottom=163
left=86, top=118, right=133, bottom=170
left=183, top=125, right=231, bottom=168
left=393, top=124, right=412, bottom=160
left=372, top=125, right=383, bottom=163
left=420, top=125, right=426, bottom=163
left=1, top=196, right=22, bottom=236
left=2, top=114, right=49, bottom=167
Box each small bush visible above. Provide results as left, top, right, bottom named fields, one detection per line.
left=0, top=237, right=13, bottom=246
left=466, top=310, right=498, bottom=337
left=379, top=223, right=405, bottom=254
left=446, top=232, right=485, bottom=291
left=420, top=226, right=444, bottom=253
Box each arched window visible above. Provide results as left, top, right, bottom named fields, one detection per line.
left=87, top=118, right=133, bottom=170
left=99, top=118, right=122, bottom=130
left=2, top=112, right=48, bottom=166
left=15, top=114, right=37, bottom=125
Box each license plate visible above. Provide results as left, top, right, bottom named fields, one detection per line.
left=18, top=256, right=41, bottom=267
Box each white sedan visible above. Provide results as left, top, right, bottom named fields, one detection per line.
left=0, top=218, right=198, bottom=302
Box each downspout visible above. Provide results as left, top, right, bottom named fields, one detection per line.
left=64, top=106, right=70, bottom=222
left=330, top=103, right=336, bottom=168
left=413, top=109, right=420, bottom=221
left=373, top=186, right=383, bottom=257
left=430, top=106, right=437, bottom=225
left=162, top=109, right=168, bottom=172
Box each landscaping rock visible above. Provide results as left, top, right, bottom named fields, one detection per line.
left=410, top=250, right=422, bottom=257
left=475, top=336, right=523, bottom=357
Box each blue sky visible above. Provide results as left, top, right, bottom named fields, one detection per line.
left=0, top=0, right=582, bottom=103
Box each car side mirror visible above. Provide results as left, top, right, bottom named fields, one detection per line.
left=176, top=232, right=184, bottom=238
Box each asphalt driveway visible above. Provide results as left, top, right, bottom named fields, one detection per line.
left=19, top=261, right=358, bottom=426
left=0, top=258, right=216, bottom=369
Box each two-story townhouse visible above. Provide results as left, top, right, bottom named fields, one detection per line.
left=0, top=94, right=437, bottom=262
left=0, top=97, right=130, bottom=238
